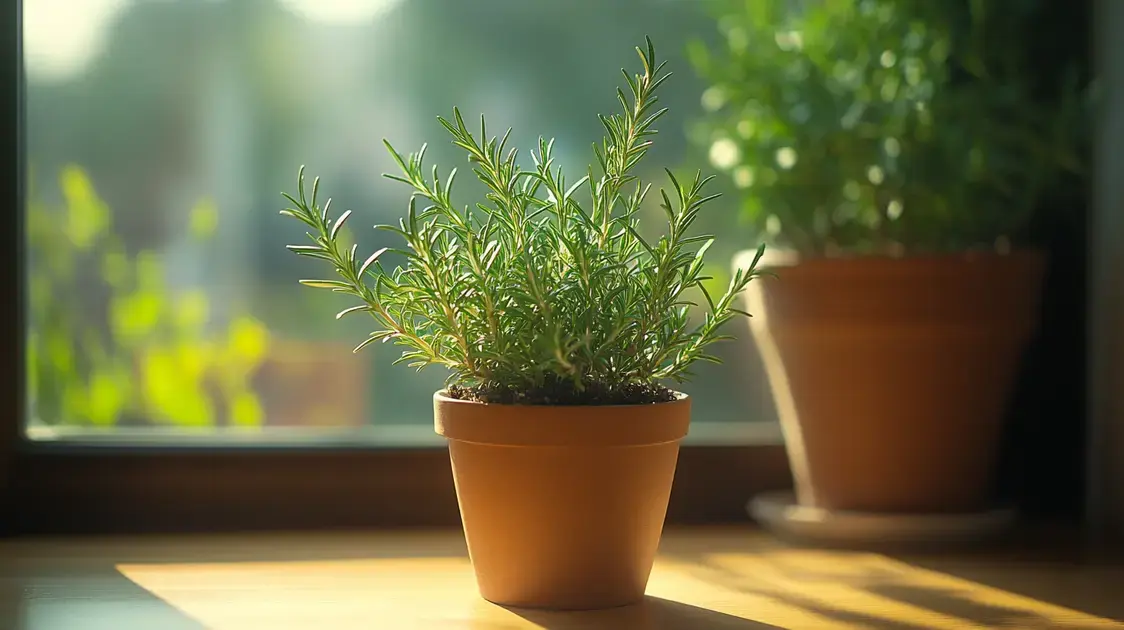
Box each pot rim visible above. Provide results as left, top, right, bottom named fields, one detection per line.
left=433, top=389, right=689, bottom=409
left=434, top=389, right=691, bottom=447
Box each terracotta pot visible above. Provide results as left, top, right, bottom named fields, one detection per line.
left=745, top=250, right=1047, bottom=513
left=434, top=392, right=690, bottom=610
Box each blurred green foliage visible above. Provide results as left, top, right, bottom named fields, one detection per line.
left=27, top=166, right=269, bottom=428
left=22, top=0, right=765, bottom=426
left=688, top=0, right=1091, bottom=256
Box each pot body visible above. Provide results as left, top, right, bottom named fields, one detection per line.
left=434, top=392, right=690, bottom=610
left=746, top=250, right=1047, bottom=513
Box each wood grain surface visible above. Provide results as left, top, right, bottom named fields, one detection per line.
left=1, top=526, right=1121, bottom=629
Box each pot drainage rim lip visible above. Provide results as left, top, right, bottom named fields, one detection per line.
left=747, top=490, right=1017, bottom=548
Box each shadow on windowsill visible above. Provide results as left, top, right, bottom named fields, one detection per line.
left=1, top=565, right=206, bottom=630
left=873, top=559, right=1124, bottom=626
left=867, top=582, right=1116, bottom=629
left=503, top=596, right=782, bottom=629
left=664, top=547, right=1124, bottom=629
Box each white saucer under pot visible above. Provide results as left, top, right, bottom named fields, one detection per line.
left=748, top=490, right=1018, bottom=550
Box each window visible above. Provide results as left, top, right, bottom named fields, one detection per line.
left=4, top=0, right=790, bottom=534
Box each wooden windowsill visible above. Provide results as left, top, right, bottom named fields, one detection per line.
left=1, top=526, right=1122, bottom=629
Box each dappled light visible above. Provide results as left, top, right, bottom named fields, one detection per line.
left=96, top=530, right=1124, bottom=628
left=277, top=0, right=405, bottom=25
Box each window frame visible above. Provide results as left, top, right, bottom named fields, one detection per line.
left=2, top=0, right=23, bottom=533
left=7, top=442, right=791, bottom=534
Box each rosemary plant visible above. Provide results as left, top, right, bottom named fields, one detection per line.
left=281, top=38, right=765, bottom=405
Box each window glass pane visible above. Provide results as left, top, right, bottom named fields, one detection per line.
left=23, top=0, right=778, bottom=443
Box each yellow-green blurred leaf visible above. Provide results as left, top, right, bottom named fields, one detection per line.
left=100, top=247, right=130, bottom=289
left=60, top=165, right=110, bottom=250
left=141, top=347, right=178, bottom=403
left=134, top=250, right=164, bottom=291
left=62, top=384, right=87, bottom=425
left=86, top=370, right=126, bottom=427
left=228, top=316, right=269, bottom=366
left=174, top=291, right=210, bottom=331
left=175, top=340, right=210, bottom=382
left=28, top=274, right=51, bottom=310
left=701, top=262, right=732, bottom=303
left=141, top=347, right=214, bottom=427
left=189, top=198, right=219, bottom=239
left=110, top=291, right=162, bottom=344
left=26, top=332, right=39, bottom=398
left=47, top=334, right=73, bottom=374
left=163, top=389, right=214, bottom=428
left=229, top=391, right=264, bottom=428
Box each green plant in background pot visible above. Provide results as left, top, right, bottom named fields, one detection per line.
left=688, top=0, right=1090, bottom=538
left=281, top=39, right=765, bottom=610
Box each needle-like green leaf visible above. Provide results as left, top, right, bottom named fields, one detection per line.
left=279, top=38, right=767, bottom=401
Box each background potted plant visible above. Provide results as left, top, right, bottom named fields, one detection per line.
left=280, top=39, right=765, bottom=610
left=687, top=0, right=1090, bottom=537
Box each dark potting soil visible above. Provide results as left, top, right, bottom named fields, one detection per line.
left=446, top=377, right=676, bottom=406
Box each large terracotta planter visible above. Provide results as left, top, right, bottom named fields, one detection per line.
left=745, top=250, right=1047, bottom=513
left=434, top=392, right=690, bottom=610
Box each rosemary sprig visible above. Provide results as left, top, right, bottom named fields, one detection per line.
left=282, top=37, right=766, bottom=394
